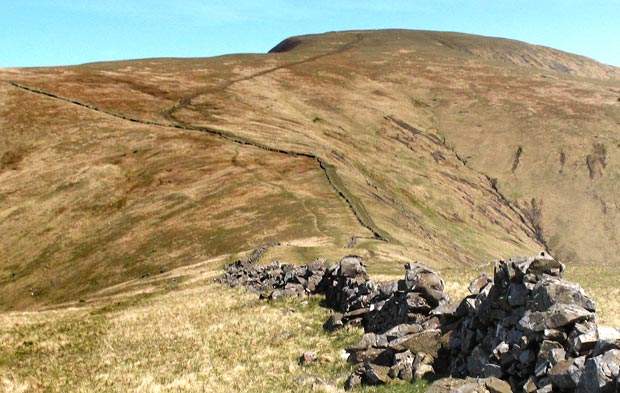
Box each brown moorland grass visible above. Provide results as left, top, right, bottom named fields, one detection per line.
left=1, top=29, right=620, bottom=391
left=0, top=256, right=617, bottom=392
left=0, top=82, right=367, bottom=310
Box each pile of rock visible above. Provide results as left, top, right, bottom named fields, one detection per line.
left=321, top=257, right=450, bottom=334
left=216, top=250, right=620, bottom=391
left=217, top=253, right=451, bottom=388
left=445, top=252, right=620, bottom=392
left=340, top=252, right=620, bottom=392
left=216, top=254, right=325, bottom=298
left=218, top=253, right=450, bottom=335
left=333, top=261, right=451, bottom=389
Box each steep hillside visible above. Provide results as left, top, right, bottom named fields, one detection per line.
left=0, top=81, right=370, bottom=310
left=2, top=29, right=619, bottom=311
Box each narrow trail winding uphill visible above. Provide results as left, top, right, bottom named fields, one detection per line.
left=0, top=78, right=387, bottom=243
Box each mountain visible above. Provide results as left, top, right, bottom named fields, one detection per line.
left=2, top=29, right=620, bottom=392
left=1, top=29, right=619, bottom=314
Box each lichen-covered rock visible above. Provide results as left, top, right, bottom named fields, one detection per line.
left=414, top=363, right=434, bottom=380
left=323, top=313, right=344, bottom=331
left=388, top=329, right=441, bottom=357
left=347, top=347, right=393, bottom=366
left=531, top=276, right=596, bottom=312
left=537, top=340, right=566, bottom=375
left=362, top=362, right=391, bottom=385
left=595, top=326, right=620, bottom=356
left=344, top=370, right=362, bottom=391
left=384, top=323, right=423, bottom=339
left=390, top=349, right=414, bottom=380
left=298, top=351, right=318, bottom=366
left=339, top=256, right=369, bottom=280
left=468, top=273, right=492, bottom=295
left=525, top=252, right=564, bottom=275
left=426, top=377, right=512, bottom=393
left=404, top=263, right=447, bottom=306
left=484, top=377, right=513, bottom=393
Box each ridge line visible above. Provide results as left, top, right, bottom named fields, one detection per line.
left=161, top=34, right=364, bottom=121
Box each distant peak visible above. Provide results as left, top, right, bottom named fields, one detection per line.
left=268, top=37, right=303, bottom=53
left=268, top=29, right=620, bottom=80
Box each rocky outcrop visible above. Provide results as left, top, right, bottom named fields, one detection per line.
left=217, top=251, right=620, bottom=391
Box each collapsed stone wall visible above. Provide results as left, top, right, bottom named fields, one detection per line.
left=216, top=251, right=620, bottom=392
left=322, top=257, right=450, bottom=336
left=216, top=254, right=324, bottom=298
left=443, top=254, right=620, bottom=392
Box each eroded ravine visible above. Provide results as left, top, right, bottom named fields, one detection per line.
left=385, top=115, right=547, bottom=250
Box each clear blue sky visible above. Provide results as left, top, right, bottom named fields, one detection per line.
left=2, top=0, right=619, bottom=67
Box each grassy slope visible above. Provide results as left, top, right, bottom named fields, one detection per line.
left=2, top=34, right=546, bottom=282
left=1, top=29, right=620, bottom=391
left=9, top=30, right=618, bottom=269
left=0, top=82, right=366, bottom=310
left=208, top=30, right=620, bottom=266
left=1, top=255, right=619, bottom=392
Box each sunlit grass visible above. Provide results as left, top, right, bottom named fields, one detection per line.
left=2, top=29, right=620, bottom=392
left=0, top=269, right=363, bottom=392
left=2, top=260, right=617, bottom=392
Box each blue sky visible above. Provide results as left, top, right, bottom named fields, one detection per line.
left=2, top=0, right=619, bottom=67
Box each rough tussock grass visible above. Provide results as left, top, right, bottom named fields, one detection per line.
left=0, top=267, right=354, bottom=392
left=0, top=262, right=438, bottom=392
left=2, top=258, right=617, bottom=392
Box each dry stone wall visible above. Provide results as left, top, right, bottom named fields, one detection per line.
left=216, top=250, right=620, bottom=392
left=447, top=253, right=620, bottom=392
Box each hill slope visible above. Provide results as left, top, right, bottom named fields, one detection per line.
left=1, top=30, right=620, bottom=310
